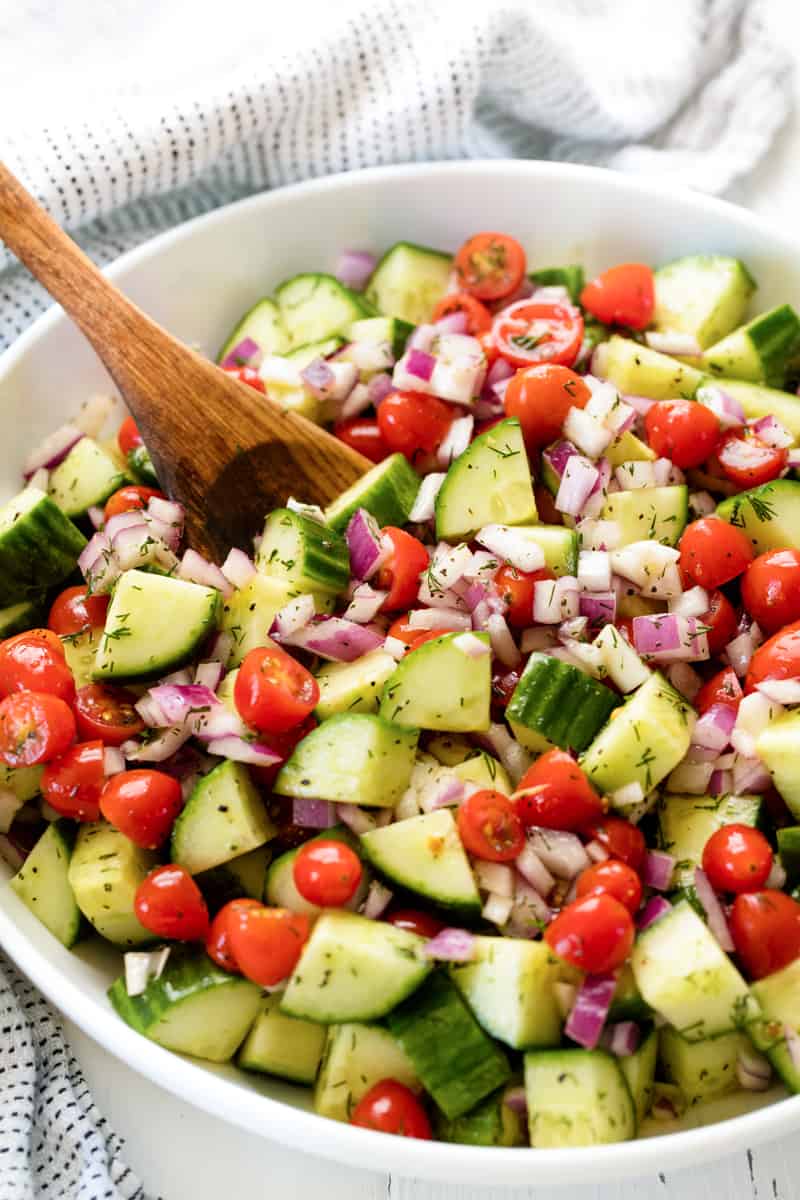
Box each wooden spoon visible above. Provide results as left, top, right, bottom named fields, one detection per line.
left=0, top=162, right=370, bottom=559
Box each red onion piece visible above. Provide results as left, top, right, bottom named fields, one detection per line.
left=696, top=385, right=745, bottom=429
left=220, top=336, right=262, bottom=370
left=23, top=424, right=84, bottom=479
left=541, top=439, right=578, bottom=483
left=423, top=927, right=477, bottom=962
left=603, top=1021, right=641, bottom=1058
left=145, top=683, right=220, bottom=727
left=621, top=392, right=655, bottom=416
left=408, top=473, right=445, bottom=524
left=178, top=549, right=232, bottom=597
left=756, top=677, right=800, bottom=705
left=694, top=867, right=734, bottom=951
left=555, top=454, right=599, bottom=517
left=502, top=1085, right=528, bottom=1115
left=344, top=583, right=387, bottom=625
left=708, top=767, right=733, bottom=796
left=732, top=755, right=772, bottom=794
left=122, top=725, right=193, bottom=762
left=525, top=827, right=590, bottom=879
left=750, top=414, right=794, bottom=448
left=736, top=1046, right=772, bottom=1091
left=292, top=797, right=337, bottom=828
left=515, top=847, right=555, bottom=897
left=407, top=324, right=436, bottom=352
left=221, top=548, right=256, bottom=591
left=644, top=331, right=703, bottom=358
left=486, top=613, right=521, bottom=667
left=579, top=591, right=616, bottom=627
left=0, top=835, right=26, bottom=871
left=86, top=505, right=104, bottom=531
left=346, top=508, right=389, bottom=581
left=585, top=839, right=610, bottom=863
left=486, top=357, right=514, bottom=389
left=565, top=972, right=617, bottom=1050
left=104, top=510, right=147, bottom=540
left=367, top=372, right=395, bottom=407
left=437, top=416, right=474, bottom=467
left=434, top=311, right=469, bottom=335
left=452, top=632, right=491, bottom=659
left=205, top=736, right=283, bottom=767
left=637, top=895, right=672, bottom=930
left=406, top=348, right=436, bottom=382
left=301, top=357, right=336, bottom=398
left=691, top=703, right=736, bottom=753
left=270, top=594, right=316, bottom=639
left=103, top=747, right=126, bottom=776
left=362, top=879, right=394, bottom=920
left=194, top=661, right=224, bottom=692
left=336, top=803, right=377, bottom=835
left=643, top=850, right=675, bottom=892
left=277, top=615, right=384, bottom=662
left=633, top=613, right=707, bottom=662
left=335, top=249, right=377, bottom=291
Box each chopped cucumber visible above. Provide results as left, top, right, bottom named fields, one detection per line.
left=217, top=296, right=289, bottom=363
left=657, top=793, right=763, bottom=890
left=490, top=524, right=579, bottom=577
left=0, top=598, right=43, bottom=638
left=653, top=255, right=755, bottom=349
left=365, top=241, right=452, bottom=325
left=434, top=1087, right=525, bottom=1147
left=347, top=315, right=414, bottom=358
left=777, top=826, right=800, bottom=886
left=171, top=760, right=276, bottom=875
left=314, top=650, right=398, bottom=719
left=450, top=937, right=564, bottom=1049
left=751, top=958, right=800, bottom=1092
left=620, top=1029, right=658, bottom=1127
left=380, top=631, right=491, bottom=733
left=660, top=1026, right=747, bottom=1106
left=0, top=763, right=43, bottom=803
left=274, top=713, right=418, bottom=808
left=600, top=336, right=704, bottom=400
left=524, top=1048, right=635, bottom=1147
left=610, top=964, right=652, bottom=1023
left=265, top=827, right=367, bottom=918
left=324, top=453, right=420, bottom=533
left=361, top=809, right=480, bottom=915
left=605, top=430, right=656, bottom=468
left=238, top=995, right=326, bottom=1084
left=435, top=418, right=537, bottom=542
left=704, top=304, right=800, bottom=387
left=196, top=844, right=272, bottom=911
left=280, top=910, right=430, bottom=1023
left=276, top=273, right=372, bottom=346
left=220, top=574, right=326, bottom=668
left=10, top=821, right=80, bottom=948
left=284, top=337, right=345, bottom=367
left=451, top=750, right=512, bottom=796
left=530, top=264, right=585, bottom=303
left=93, top=570, right=219, bottom=681
left=507, top=652, right=621, bottom=754
left=68, top=822, right=157, bottom=947
left=717, top=480, right=800, bottom=554
left=48, top=437, right=127, bottom=518
left=255, top=507, right=349, bottom=595
left=61, top=627, right=101, bottom=687
left=314, top=1022, right=420, bottom=1121
left=0, top=487, right=86, bottom=605
left=600, top=485, right=688, bottom=547
left=707, top=378, right=800, bottom=440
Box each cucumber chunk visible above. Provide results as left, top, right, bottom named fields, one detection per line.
left=361, top=809, right=480, bottom=914
left=435, top=418, right=537, bottom=542
left=507, top=652, right=621, bottom=754
left=387, top=972, right=511, bottom=1119
left=265, top=827, right=367, bottom=918
left=660, top=1026, right=747, bottom=1107
left=599, top=336, right=704, bottom=400
left=217, top=296, right=289, bottom=363
left=451, top=750, right=512, bottom=796
left=237, top=995, right=326, bottom=1084
left=380, top=631, right=491, bottom=733
left=490, top=524, right=579, bottom=577
left=171, top=760, right=276, bottom=875
left=704, top=304, right=800, bottom=387
left=347, top=315, right=414, bottom=359
left=600, top=485, right=688, bottom=547
left=777, top=826, right=800, bottom=886
left=314, top=650, right=398, bottom=719
left=314, top=1022, right=420, bottom=1121
left=68, top=822, right=157, bottom=947
left=434, top=1087, right=525, bottom=1147
left=530, top=264, right=585, bottom=303
left=276, top=273, right=372, bottom=346
left=619, top=1028, right=658, bottom=1127
left=365, top=241, right=452, bottom=325
left=0, top=487, right=86, bottom=605
left=631, top=900, right=757, bottom=1041
left=581, top=671, right=695, bottom=796
left=604, top=430, right=657, bottom=468
left=0, top=763, right=43, bottom=803
left=93, top=570, right=219, bottom=681
left=220, top=574, right=324, bottom=668
left=610, top=964, right=652, bottom=1022
left=751, top=958, right=800, bottom=1092
left=196, top=844, right=272, bottom=911
left=756, top=709, right=800, bottom=818
left=324, top=453, right=420, bottom=533
left=280, top=910, right=430, bottom=1023
left=707, top=378, right=800, bottom=440
left=255, top=507, right=349, bottom=595
left=653, top=255, right=755, bottom=349
left=0, top=598, right=43, bottom=638
left=274, top=713, right=418, bottom=808
left=450, top=937, right=564, bottom=1049
left=10, top=821, right=80, bottom=948
left=48, top=437, right=127, bottom=517
left=61, top=627, right=101, bottom=687
left=524, top=1048, right=635, bottom=1147
left=717, top=480, right=800, bottom=554
left=657, top=793, right=763, bottom=890
left=109, top=947, right=260, bottom=1062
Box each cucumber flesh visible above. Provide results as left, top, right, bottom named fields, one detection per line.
left=435, top=419, right=537, bottom=542
left=237, top=995, right=326, bottom=1084
left=68, top=822, right=157, bottom=947
left=600, top=336, right=704, bottom=400
left=380, top=631, right=491, bottom=733
left=751, top=958, right=800, bottom=1092
left=530, top=265, right=584, bottom=304
left=660, top=1026, right=747, bottom=1106
left=220, top=573, right=322, bottom=668
left=524, top=1048, right=636, bottom=1147
left=704, top=304, right=800, bottom=387
left=324, top=453, right=420, bottom=533
left=600, top=485, right=688, bottom=547
left=361, top=809, right=481, bottom=914
left=255, top=508, right=349, bottom=595
left=265, top=827, right=368, bottom=918
left=705, top=378, right=800, bottom=441
left=717, top=479, right=800, bottom=554
left=450, top=937, right=564, bottom=1049
left=619, top=1029, right=658, bottom=1126
left=314, top=650, right=398, bottom=719
left=756, top=710, right=800, bottom=818
left=507, top=651, right=620, bottom=754
left=10, top=821, right=80, bottom=948
left=48, top=437, right=127, bottom=518
left=365, top=241, right=452, bottom=325
left=171, top=759, right=276, bottom=875
left=434, top=1087, right=525, bottom=1147
left=347, top=315, right=414, bottom=358
left=657, top=792, right=763, bottom=890
left=0, top=487, right=86, bottom=606
left=777, top=826, right=800, bottom=886
left=276, top=273, right=372, bottom=346
left=217, top=296, right=289, bottom=363
left=653, top=255, right=755, bottom=349
left=314, top=1022, right=420, bottom=1121
left=0, top=598, right=42, bottom=638
left=490, top=524, right=579, bottom=577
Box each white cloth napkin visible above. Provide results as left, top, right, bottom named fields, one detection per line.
left=0, top=1, right=792, bottom=1195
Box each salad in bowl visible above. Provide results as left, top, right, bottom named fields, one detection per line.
left=3, top=224, right=800, bottom=1151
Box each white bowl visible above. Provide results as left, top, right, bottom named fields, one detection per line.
left=1, top=160, right=799, bottom=1185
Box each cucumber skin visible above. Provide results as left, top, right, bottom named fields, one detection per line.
left=256, top=507, right=350, bottom=594
left=10, top=820, right=81, bottom=949
left=434, top=1087, right=525, bottom=1146
left=0, top=489, right=86, bottom=605
left=507, top=652, right=621, bottom=754
left=325, top=453, right=420, bottom=533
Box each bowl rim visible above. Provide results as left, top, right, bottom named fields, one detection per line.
left=2, top=157, right=800, bottom=1184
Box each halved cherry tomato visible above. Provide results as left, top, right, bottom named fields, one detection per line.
left=495, top=564, right=555, bottom=627
left=576, top=859, right=643, bottom=914
left=351, top=1079, right=432, bottom=1139
left=293, top=838, right=363, bottom=907
left=333, top=417, right=389, bottom=464
left=48, top=586, right=110, bottom=636
left=205, top=898, right=262, bottom=971
left=545, top=893, right=635, bottom=973
left=742, top=548, right=800, bottom=634
left=117, top=415, right=143, bottom=456
left=0, top=631, right=74, bottom=702
left=376, top=392, right=454, bottom=463
left=717, top=431, right=787, bottom=489
left=503, top=363, right=590, bottom=451
left=385, top=908, right=445, bottom=939
left=746, top=619, right=800, bottom=693
left=493, top=302, right=583, bottom=370
left=582, top=815, right=646, bottom=871
left=432, top=292, right=493, bottom=335
left=222, top=365, right=267, bottom=393
left=386, top=617, right=451, bottom=653
left=702, top=824, right=773, bottom=895
left=454, top=232, right=526, bottom=302
left=730, top=890, right=800, bottom=980
left=644, top=399, right=720, bottom=469
left=0, top=692, right=75, bottom=767
left=227, top=904, right=310, bottom=987
left=376, top=527, right=429, bottom=612
left=134, top=864, right=210, bottom=941
left=2, top=628, right=65, bottom=658
left=695, top=667, right=742, bottom=716
left=701, top=589, right=738, bottom=657
left=99, top=768, right=183, bottom=848
left=234, top=644, right=319, bottom=735
left=580, top=263, right=655, bottom=331
left=104, top=484, right=165, bottom=522
left=515, top=750, right=603, bottom=831
left=457, top=789, right=525, bottom=862
left=42, top=740, right=105, bottom=821
left=73, top=683, right=145, bottom=746
left=678, top=517, right=754, bottom=589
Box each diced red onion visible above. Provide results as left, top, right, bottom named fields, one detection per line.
left=689, top=490, right=717, bottom=517
left=750, top=414, right=794, bottom=449
left=408, top=473, right=445, bottom=523
left=367, top=372, right=395, bottom=407
left=579, top=591, right=616, bottom=627
left=756, top=677, right=800, bottom=705
left=556, top=454, right=599, bottom=517
left=335, top=803, right=377, bottom=835
left=23, top=424, right=84, bottom=479
left=301, top=357, right=336, bottom=398
left=474, top=861, right=515, bottom=897
left=220, top=336, right=262, bottom=370
left=621, top=392, right=656, bottom=416
left=221, top=548, right=256, bottom=591
left=205, top=736, right=283, bottom=767
left=124, top=946, right=171, bottom=997
left=542, top=439, right=579, bottom=482
left=473, top=723, right=532, bottom=785
left=407, top=324, right=436, bottom=352
left=437, top=416, right=474, bottom=467
left=276, top=616, right=384, bottom=662
left=644, top=331, right=703, bottom=358
left=565, top=973, right=617, bottom=1050
left=362, top=879, right=394, bottom=920
left=209, top=630, right=234, bottom=665
left=520, top=628, right=558, bottom=654
left=633, top=613, right=708, bottom=662
left=344, top=583, right=387, bottom=625
left=423, top=927, right=477, bottom=962
left=643, top=850, right=675, bottom=892
left=638, top=895, right=672, bottom=930
left=533, top=577, right=579, bottom=624
left=474, top=525, right=544, bottom=574
left=346, top=508, right=389, bottom=581
left=335, top=249, right=377, bottom=291
left=144, top=683, right=220, bottom=728
left=691, top=703, right=737, bottom=754
left=406, top=348, right=436, bottom=382
left=104, top=510, right=147, bottom=540
left=483, top=891, right=514, bottom=925
left=559, top=615, right=588, bottom=643
left=725, top=629, right=761, bottom=677
left=696, top=384, right=745, bottom=429
left=408, top=607, right=471, bottom=631
left=708, top=767, right=733, bottom=796
left=766, top=859, right=788, bottom=890
left=434, top=311, right=469, bottom=335
left=291, top=797, right=337, bottom=828
left=603, top=1021, right=641, bottom=1058
left=103, top=747, right=126, bottom=776
left=486, top=613, right=521, bottom=667
left=694, top=867, right=734, bottom=951
left=452, top=632, right=491, bottom=658
left=502, top=1086, right=528, bottom=1115
left=420, top=775, right=467, bottom=813
left=524, top=827, right=590, bottom=880
left=732, top=755, right=772, bottom=794
left=83, top=504, right=104, bottom=531
left=178, top=549, right=232, bottom=597
left=122, top=725, right=193, bottom=762
left=515, top=846, right=555, bottom=896
left=194, top=661, right=224, bottom=692
left=669, top=586, right=708, bottom=620
left=506, top=879, right=552, bottom=936
left=737, top=1046, right=773, bottom=1091
left=578, top=550, right=611, bottom=593
left=486, top=357, right=514, bottom=389
left=667, top=759, right=714, bottom=794
left=614, top=461, right=657, bottom=492
left=78, top=530, right=112, bottom=577
left=585, top=839, right=610, bottom=863
left=666, top=662, right=703, bottom=702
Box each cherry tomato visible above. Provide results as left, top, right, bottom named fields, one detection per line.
left=702, top=823, right=773, bottom=895
left=117, top=415, right=143, bottom=456
left=717, top=432, right=787, bottom=489
left=222, top=365, right=267, bottom=393
left=695, top=667, right=742, bottom=716
left=99, top=768, right=183, bottom=848
left=48, top=585, right=110, bottom=636
left=293, top=838, right=363, bottom=907
left=583, top=815, right=646, bottom=871
left=515, top=749, right=603, bottom=831
left=457, top=789, right=525, bottom=862
left=746, top=619, right=800, bottom=694
left=545, top=893, right=635, bottom=973
left=73, top=682, right=145, bottom=746
left=495, top=564, right=555, bottom=627
left=0, top=631, right=74, bottom=702
left=41, top=740, right=105, bottom=821
left=351, top=1079, right=432, bottom=1139
left=742, top=549, right=800, bottom=635
left=227, top=904, right=310, bottom=987
left=103, top=484, right=165, bottom=522
left=376, top=392, right=454, bottom=463
left=576, top=859, right=643, bottom=914
left=376, top=527, right=429, bottom=612
left=491, top=666, right=521, bottom=710
left=134, top=864, right=210, bottom=941
left=1, top=628, right=65, bottom=658
left=580, top=263, right=655, bottom=331
left=333, top=417, right=389, bottom=464
left=534, top=482, right=563, bottom=526
left=643, top=400, right=720, bottom=469
left=205, top=898, right=262, bottom=972
left=730, top=890, right=800, bottom=980
left=234, top=644, right=319, bottom=735
left=502, top=363, right=590, bottom=451
left=431, top=292, right=493, bottom=335
left=0, top=692, right=75, bottom=767
left=454, top=232, right=526, bottom=302
left=493, top=301, right=583, bottom=370
left=701, top=589, right=738, bottom=657
left=385, top=908, right=445, bottom=939
left=386, top=616, right=451, bottom=653
left=678, top=517, right=754, bottom=589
